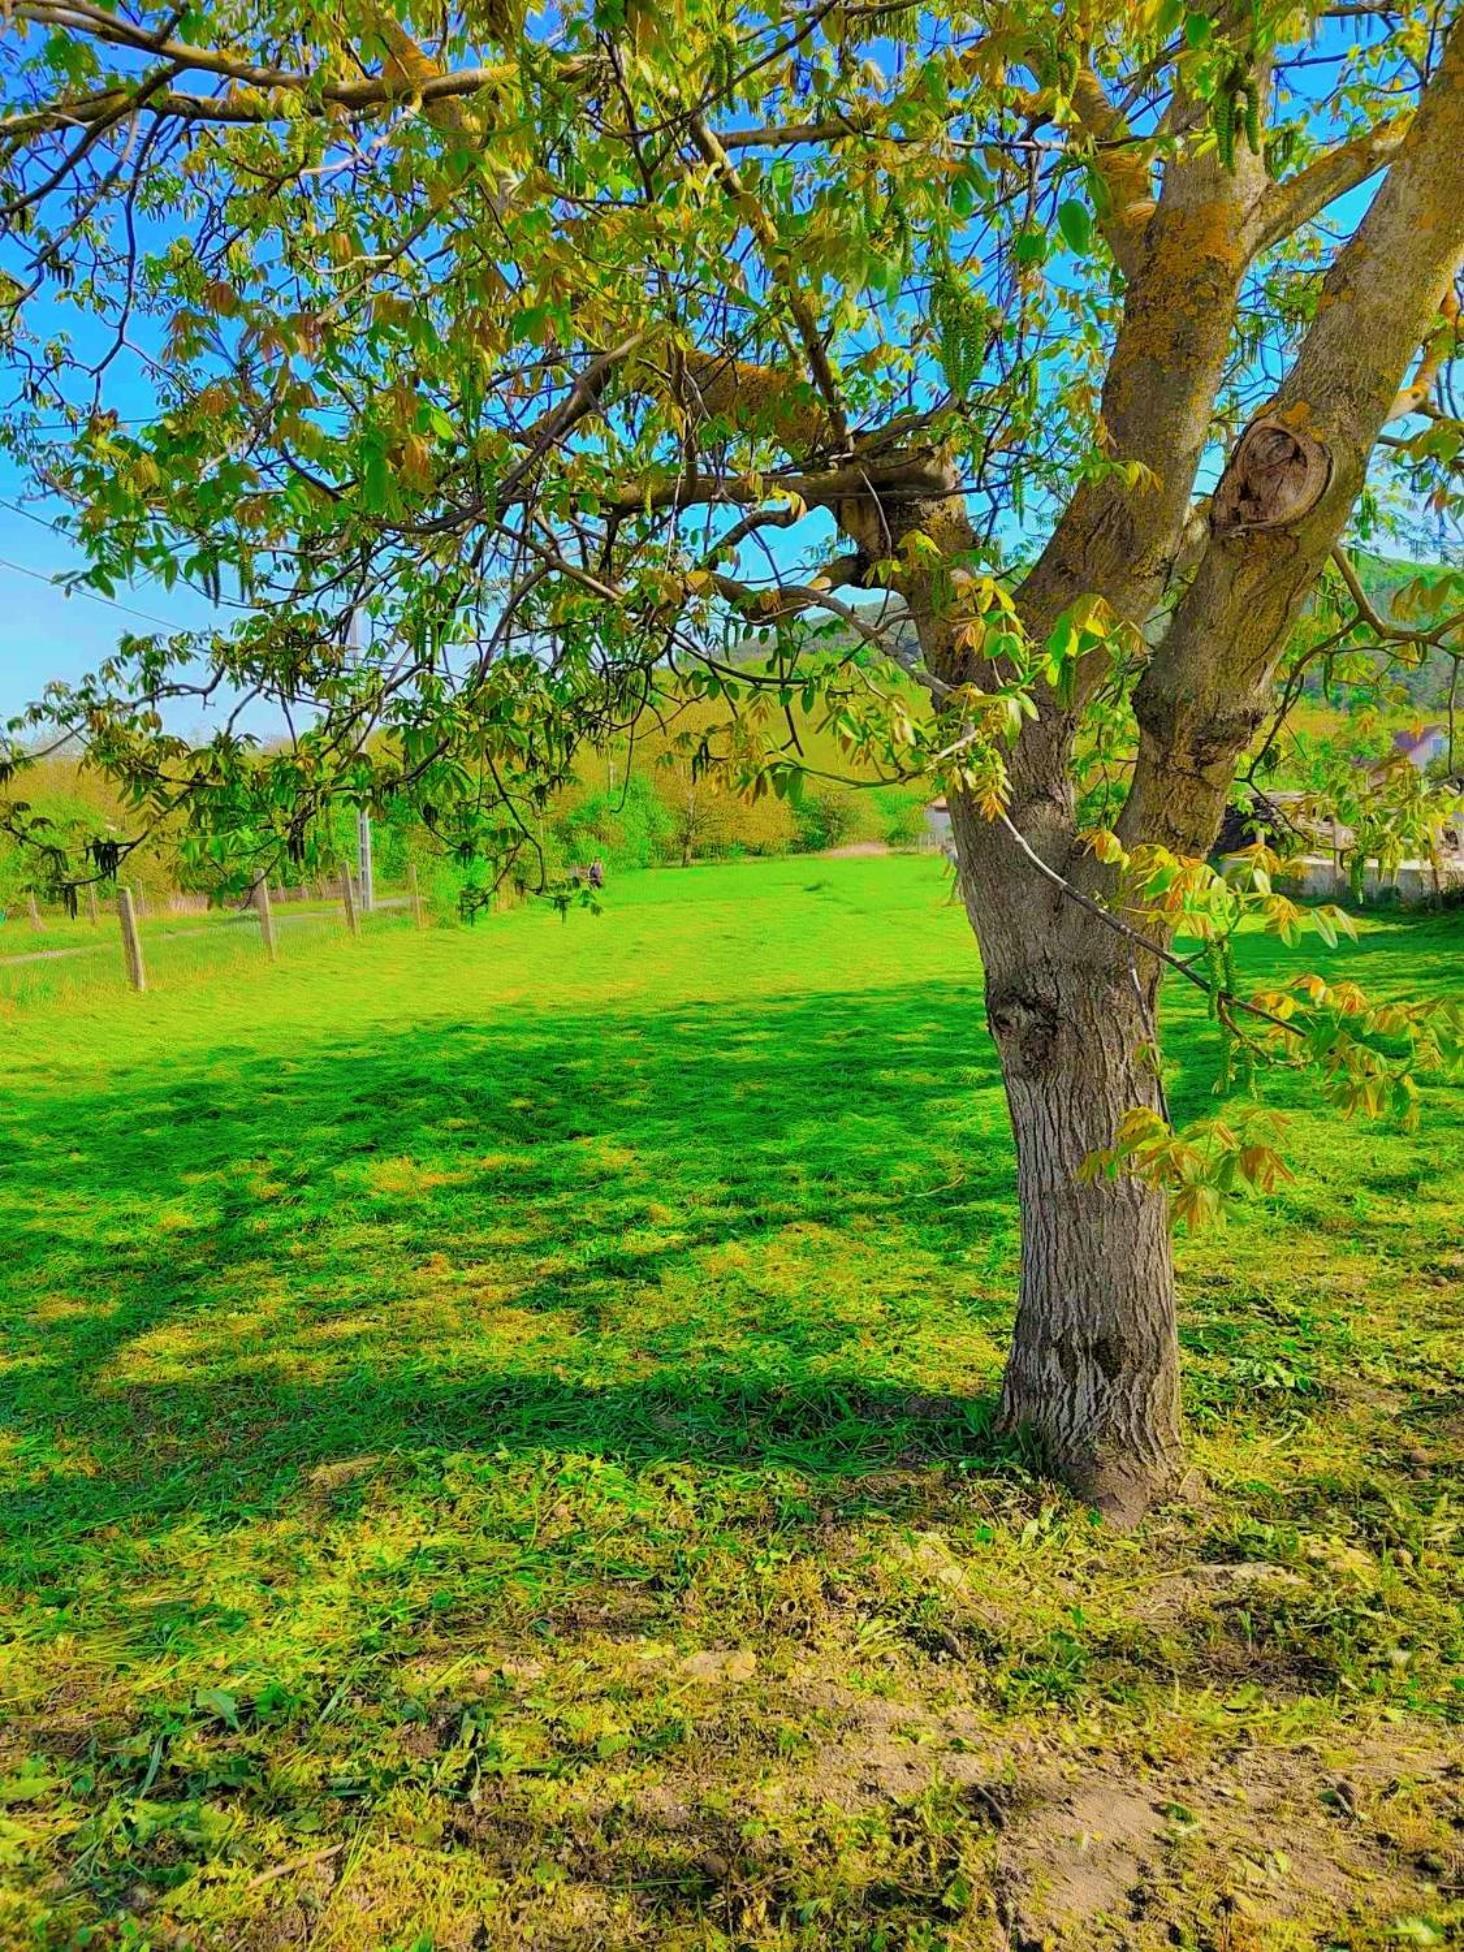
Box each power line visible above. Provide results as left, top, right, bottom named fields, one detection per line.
left=0, top=494, right=74, bottom=537
left=0, top=555, right=176, bottom=630
left=0, top=493, right=254, bottom=614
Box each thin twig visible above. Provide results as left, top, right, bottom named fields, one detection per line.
left=242, top=1842, right=344, bottom=1892
left=993, top=812, right=1305, bottom=1041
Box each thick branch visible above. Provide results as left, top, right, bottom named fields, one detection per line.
left=0, top=59, right=527, bottom=137
left=1017, top=29, right=1282, bottom=643
left=1390, top=288, right=1461, bottom=418
left=4, top=0, right=600, bottom=138
left=1254, top=117, right=1410, bottom=251
left=590, top=446, right=956, bottom=518
left=719, top=114, right=877, bottom=151
left=1121, top=16, right=1464, bottom=858
left=1011, top=102, right=1269, bottom=678
left=1067, top=63, right=1155, bottom=279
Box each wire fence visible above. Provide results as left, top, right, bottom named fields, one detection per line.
left=0, top=876, right=426, bottom=1013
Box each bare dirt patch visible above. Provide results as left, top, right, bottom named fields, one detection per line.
left=794, top=1685, right=1461, bottom=1947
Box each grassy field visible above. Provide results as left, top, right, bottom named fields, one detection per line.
left=1, top=855, right=1460, bottom=1950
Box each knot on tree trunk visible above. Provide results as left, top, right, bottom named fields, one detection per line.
left=1210, top=414, right=1331, bottom=536
left=833, top=455, right=963, bottom=570
left=986, top=983, right=1062, bottom=1078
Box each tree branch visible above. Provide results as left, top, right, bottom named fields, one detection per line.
left=1013, top=114, right=1266, bottom=662
left=1389, top=287, right=1461, bottom=418
left=589, top=446, right=957, bottom=519
left=0, top=61, right=525, bottom=136
left=1253, top=116, right=1410, bottom=251
left=1120, top=14, right=1464, bottom=858
left=686, top=113, right=850, bottom=450
left=1330, top=544, right=1464, bottom=645
left=1067, top=62, right=1155, bottom=279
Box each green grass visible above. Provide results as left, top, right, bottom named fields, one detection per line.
left=1, top=855, right=1460, bottom=1950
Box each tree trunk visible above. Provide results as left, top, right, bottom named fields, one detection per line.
left=954, top=808, right=1184, bottom=1524
left=993, top=961, right=1182, bottom=1524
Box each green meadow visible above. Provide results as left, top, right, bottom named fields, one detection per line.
left=1, top=855, right=1460, bottom=1949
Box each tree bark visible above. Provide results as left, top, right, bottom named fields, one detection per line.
left=951, top=801, right=1182, bottom=1523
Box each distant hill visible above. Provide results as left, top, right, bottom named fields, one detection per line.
left=1351, top=549, right=1457, bottom=598
left=723, top=555, right=1458, bottom=709
left=1334, top=551, right=1460, bottom=709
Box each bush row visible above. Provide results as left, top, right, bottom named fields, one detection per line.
left=543, top=771, right=931, bottom=877
left=1, top=753, right=934, bottom=923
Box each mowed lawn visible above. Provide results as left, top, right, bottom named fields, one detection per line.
left=1, top=855, right=1460, bottom=1950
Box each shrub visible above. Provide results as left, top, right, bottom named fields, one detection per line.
left=649, top=759, right=737, bottom=865
left=554, top=772, right=674, bottom=872
left=871, top=785, right=932, bottom=847
left=720, top=785, right=797, bottom=857
left=792, top=781, right=869, bottom=852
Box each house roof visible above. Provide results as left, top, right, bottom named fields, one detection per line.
left=1392, top=724, right=1445, bottom=758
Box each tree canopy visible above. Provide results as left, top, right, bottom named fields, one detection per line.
left=1, top=0, right=1457, bottom=874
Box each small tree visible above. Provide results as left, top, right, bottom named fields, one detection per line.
left=3, top=0, right=1463, bottom=1517
left=657, top=757, right=731, bottom=867
left=633, top=700, right=743, bottom=864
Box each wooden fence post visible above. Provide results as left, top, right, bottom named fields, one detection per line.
left=87, top=885, right=100, bottom=926
left=407, top=862, right=426, bottom=929
left=255, top=878, right=278, bottom=961
left=341, top=866, right=359, bottom=936
left=26, top=892, right=43, bottom=931
left=118, top=887, right=146, bottom=992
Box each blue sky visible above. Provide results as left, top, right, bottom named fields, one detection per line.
left=0, top=239, right=263, bottom=730
left=0, top=475, right=306, bottom=741
left=0, top=271, right=250, bottom=729
left=0, top=470, right=210, bottom=716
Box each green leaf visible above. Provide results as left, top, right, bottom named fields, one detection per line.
left=361, top=444, right=392, bottom=515
left=196, top=1687, right=240, bottom=1729
left=0, top=1770, right=61, bottom=1806
left=1057, top=199, right=1092, bottom=256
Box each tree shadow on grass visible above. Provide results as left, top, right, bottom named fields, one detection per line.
left=6, top=918, right=1453, bottom=1579
left=1, top=977, right=1023, bottom=1571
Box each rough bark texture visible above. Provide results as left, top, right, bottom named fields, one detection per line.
left=869, top=130, right=1267, bottom=1518
left=877, top=20, right=1464, bottom=1520
left=952, top=797, right=1182, bottom=1523
left=1122, top=18, right=1464, bottom=862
